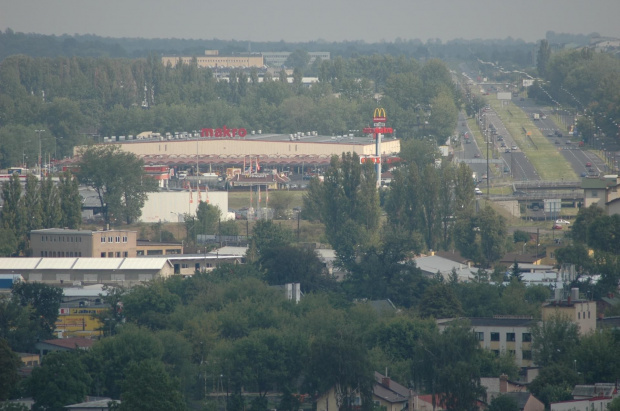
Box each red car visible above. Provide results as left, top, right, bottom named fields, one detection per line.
left=552, top=224, right=562, bottom=230
left=586, top=162, right=592, bottom=167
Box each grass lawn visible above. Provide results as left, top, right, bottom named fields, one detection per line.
left=227, top=190, right=305, bottom=210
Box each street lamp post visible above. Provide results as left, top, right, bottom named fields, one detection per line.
left=35, top=129, right=45, bottom=178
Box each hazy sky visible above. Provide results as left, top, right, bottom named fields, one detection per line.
left=1, top=0, right=618, bottom=43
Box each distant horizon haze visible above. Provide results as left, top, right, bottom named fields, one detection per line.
left=0, top=0, right=618, bottom=44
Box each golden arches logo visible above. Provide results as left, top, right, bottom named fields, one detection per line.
left=373, top=107, right=387, bottom=121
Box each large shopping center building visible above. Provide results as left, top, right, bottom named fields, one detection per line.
left=73, top=130, right=401, bottom=174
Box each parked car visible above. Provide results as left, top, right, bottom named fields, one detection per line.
left=511, top=145, right=518, bottom=151
left=552, top=224, right=563, bottom=230
left=555, top=219, right=570, bottom=225
left=586, top=162, right=592, bottom=167
left=474, top=188, right=483, bottom=195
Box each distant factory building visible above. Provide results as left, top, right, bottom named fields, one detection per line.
left=161, top=50, right=264, bottom=69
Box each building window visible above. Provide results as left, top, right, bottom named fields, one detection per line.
left=115, top=252, right=121, bottom=257
left=122, top=236, right=128, bottom=243
left=101, top=252, right=106, bottom=257
left=578, top=312, right=581, bottom=319
left=506, top=333, right=516, bottom=342
left=123, top=252, right=128, bottom=257
left=508, top=350, right=516, bottom=357
left=78, top=252, right=81, bottom=257
left=522, top=350, right=532, bottom=360
left=522, top=333, right=531, bottom=342
left=108, top=252, right=113, bottom=257
left=101, top=236, right=106, bottom=243
left=588, top=311, right=590, bottom=318
left=592, top=190, right=598, bottom=197
left=492, top=350, right=499, bottom=356
left=491, top=332, right=500, bottom=341
left=116, top=236, right=120, bottom=243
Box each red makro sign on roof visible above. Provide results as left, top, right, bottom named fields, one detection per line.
left=201, top=126, right=247, bottom=138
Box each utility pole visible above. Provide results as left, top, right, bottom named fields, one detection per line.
left=35, top=129, right=45, bottom=178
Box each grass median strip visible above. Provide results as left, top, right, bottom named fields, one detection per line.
left=488, top=98, right=577, bottom=181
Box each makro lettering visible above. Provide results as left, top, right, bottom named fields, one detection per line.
left=201, top=126, right=247, bottom=138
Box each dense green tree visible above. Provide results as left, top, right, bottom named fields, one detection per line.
left=121, top=281, right=181, bottom=330
left=609, top=397, right=620, bottom=411
left=40, top=174, right=62, bottom=229
left=284, top=50, right=310, bottom=70
left=76, top=145, right=157, bottom=225
left=572, top=329, right=620, bottom=384
left=0, top=295, right=41, bottom=352
left=528, top=363, right=579, bottom=408
left=417, top=322, right=486, bottom=411
left=11, top=282, right=62, bottom=340
left=260, top=245, right=334, bottom=293
left=214, top=328, right=305, bottom=399
left=305, top=307, right=374, bottom=411
left=251, top=219, right=294, bottom=256
left=303, top=153, right=380, bottom=267
left=120, top=359, right=186, bottom=411
left=22, top=174, right=42, bottom=234
left=530, top=313, right=580, bottom=367
left=343, top=224, right=427, bottom=308
left=419, top=283, right=464, bottom=318
left=537, top=39, right=551, bottom=77
left=85, top=325, right=164, bottom=399
left=0, top=338, right=21, bottom=401
left=0, top=174, right=25, bottom=254
left=58, top=171, right=82, bottom=229
left=0, top=227, right=18, bottom=257
left=29, top=351, right=91, bottom=411
left=487, top=395, right=519, bottom=411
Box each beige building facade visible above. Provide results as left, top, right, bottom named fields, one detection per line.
left=86, top=138, right=400, bottom=160
left=542, top=289, right=596, bottom=336
left=31, top=229, right=137, bottom=258
left=439, top=317, right=536, bottom=367
left=161, top=50, right=264, bottom=69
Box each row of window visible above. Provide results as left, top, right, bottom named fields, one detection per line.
left=40, top=251, right=82, bottom=257
left=40, top=236, right=83, bottom=243
left=101, top=252, right=128, bottom=258
left=578, top=311, right=591, bottom=319
left=100, top=236, right=128, bottom=243
left=475, top=332, right=531, bottom=342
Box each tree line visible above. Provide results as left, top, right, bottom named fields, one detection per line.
left=0, top=51, right=461, bottom=169
left=2, top=230, right=620, bottom=410
left=0, top=172, right=81, bottom=256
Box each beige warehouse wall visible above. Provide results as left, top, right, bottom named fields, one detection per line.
left=77, top=139, right=400, bottom=158
left=141, top=191, right=229, bottom=223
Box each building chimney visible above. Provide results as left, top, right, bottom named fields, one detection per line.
left=382, top=377, right=391, bottom=388
left=500, top=374, right=508, bottom=393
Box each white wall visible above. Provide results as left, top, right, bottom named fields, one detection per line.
left=141, top=191, right=230, bottom=223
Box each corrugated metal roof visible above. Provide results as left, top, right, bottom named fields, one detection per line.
left=72, top=258, right=123, bottom=270
left=119, top=258, right=169, bottom=270
left=36, top=258, right=78, bottom=269
left=0, top=258, right=41, bottom=269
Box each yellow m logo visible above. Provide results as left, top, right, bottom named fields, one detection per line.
left=373, top=108, right=387, bottom=120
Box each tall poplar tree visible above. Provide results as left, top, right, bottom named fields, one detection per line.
left=59, top=171, right=82, bottom=229
left=0, top=173, right=26, bottom=255
left=40, top=174, right=62, bottom=229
